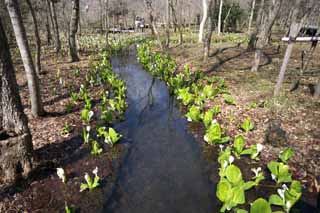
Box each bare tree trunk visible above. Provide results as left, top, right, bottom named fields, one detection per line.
left=69, top=0, right=80, bottom=62
left=248, top=0, right=256, bottom=34
left=49, top=0, right=61, bottom=55
left=217, top=0, right=223, bottom=36
left=204, top=0, right=214, bottom=62
left=314, top=83, right=320, bottom=98
left=5, top=0, right=44, bottom=117
left=145, top=0, right=163, bottom=50
left=198, top=0, right=208, bottom=43
left=251, top=0, right=282, bottom=72
left=25, top=0, right=41, bottom=75
left=105, top=0, right=110, bottom=46
left=170, top=0, right=183, bottom=45
left=165, top=0, right=171, bottom=48
left=0, top=17, right=33, bottom=187
left=247, top=0, right=264, bottom=50
left=46, top=12, right=52, bottom=45
left=222, top=4, right=232, bottom=33
left=274, top=22, right=303, bottom=96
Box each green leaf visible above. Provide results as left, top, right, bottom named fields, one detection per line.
left=269, top=194, right=285, bottom=206
left=231, top=185, right=246, bottom=205
left=108, top=128, right=122, bottom=145
left=234, top=135, right=245, bottom=156
left=244, top=181, right=256, bottom=190
left=279, top=148, right=295, bottom=163
left=235, top=209, right=248, bottom=213
left=240, top=118, right=255, bottom=132
left=204, top=121, right=230, bottom=145
left=80, top=183, right=89, bottom=192
left=203, top=109, right=214, bottom=128
left=226, top=165, right=242, bottom=185
left=290, top=180, right=302, bottom=193
left=186, top=105, right=202, bottom=122
left=217, top=179, right=232, bottom=202
left=223, top=94, right=236, bottom=105
left=267, top=161, right=279, bottom=177
left=278, top=163, right=292, bottom=183
left=250, top=198, right=272, bottom=213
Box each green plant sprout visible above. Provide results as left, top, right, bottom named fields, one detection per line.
left=61, top=122, right=73, bottom=136
left=204, top=121, right=230, bottom=145
left=186, top=105, right=202, bottom=122
left=70, top=92, right=78, bottom=103
left=177, top=87, right=194, bottom=106
left=240, top=143, right=264, bottom=160
left=250, top=198, right=272, bottom=213
left=97, top=127, right=122, bottom=147
left=80, top=167, right=100, bottom=192
left=65, top=102, right=73, bottom=113
left=267, top=161, right=292, bottom=184
left=82, top=126, right=91, bottom=144
left=240, top=117, right=255, bottom=132
left=91, top=140, right=103, bottom=156
left=269, top=181, right=302, bottom=212
left=217, top=164, right=262, bottom=212
left=81, top=109, right=94, bottom=123
left=279, top=148, right=295, bottom=163
left=223, top=94, right=236, bottom=105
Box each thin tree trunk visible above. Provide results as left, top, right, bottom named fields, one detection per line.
left=69, top=0, right=80, bottom=62
left=105, top=0, right=110, bottom=46
left=165, top=0, right=170, bottom=48
left=5, top=0, right=44, bottom=117
left=170, top=0, right=183, bottom=45
left=47, top=0, right=54, bottom=44
left=204, top=0, right=214, bottom=62
left=222, top=4, right=232, bottom=33
left=0, top=17, right=33, bottom=186
left=274, top=22, right=302, bottom=96
left=25, top=0, right=41, bottom=75
left=50, top=0, right=61, bottom=55
left=247, top=0, right=264, bottom=50
left=251, top=0, right=282, bottom=72
left=198, top=0, right=208, bottom=43
left=217, top=0, right=223, bottom=36
left=46, top=12, right=52, bottom=45
left=145, top=0, right=163, bottom=50
left=248, top=0, right=256, bottom=34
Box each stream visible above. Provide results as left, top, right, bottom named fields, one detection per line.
left=103, top=47, right=216, bottom=213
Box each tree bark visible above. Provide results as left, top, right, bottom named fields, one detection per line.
left=25, top=0, right=41, bottom=75
left=69, top=0, right=80, bottom=62
left=248, top=0, right=256, bottom=34
left=49, top=0, right=61, bottom=55
left=105, top=0, right=110, bottom=46
left=165, top=0, right=171, bottom=48
left=170, top=0, right=183, bottom=45
left=247, top=0, right=265, bottom=50
left=46, top=11, right=52, bottom=45
left=5, top=0, right=44, bottom=117
left=198, top=0, right=208, bottom=43
left=251, top=0, right=282, bottom=72
left=145, top=0, right=163, bottom=50
left=274, top=22, right=302, bottom=96
left=217, top=0, right=223, bottom=36
left=0, top=17, right=33, bottom=187
left=203, top=0, right=214, bottom=62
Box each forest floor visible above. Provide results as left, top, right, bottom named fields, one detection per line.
left=0, top=45, right=127, bottom=212
left=168, top=32, right=320, bottom=205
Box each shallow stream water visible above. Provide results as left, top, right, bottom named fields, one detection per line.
left=103, top=48, right=216, bottom=213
